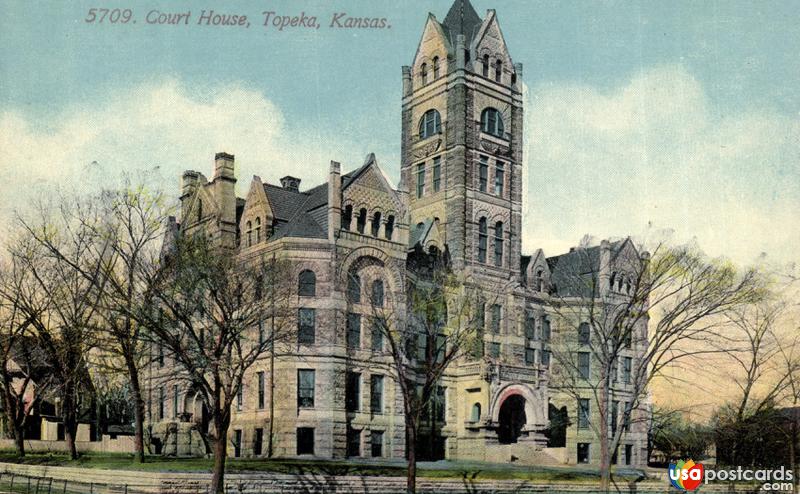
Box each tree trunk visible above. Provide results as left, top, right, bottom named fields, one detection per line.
left=126, top=357, right=146, bottom=463
left=406, top=423, right=417, bottom=494
left=3, top=386, right=25, bottom=457
left=210, top=415, right=230, bottom=494
left=599, top=373, right=611, bottom=493
left=267, top=347, right=275, bottom=458
left=62, top=384, right=79, bottom=460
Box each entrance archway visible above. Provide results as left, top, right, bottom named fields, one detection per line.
left=497, top=394, right=526, bottom=444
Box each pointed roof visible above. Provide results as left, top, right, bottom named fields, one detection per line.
left=441, top=0, right=483, bottom=46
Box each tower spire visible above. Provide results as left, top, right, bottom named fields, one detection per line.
left=442, top=0, right=482, bottom=45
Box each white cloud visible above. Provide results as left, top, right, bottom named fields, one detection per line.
left=523, top=64, right=800, bottom=265
left=0, top=79, right=368, bottom=230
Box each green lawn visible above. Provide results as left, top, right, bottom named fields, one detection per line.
left=0, top=452, right=647, bottom=483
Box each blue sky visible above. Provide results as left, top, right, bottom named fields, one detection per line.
left=1, top=0, right=798, bottom=265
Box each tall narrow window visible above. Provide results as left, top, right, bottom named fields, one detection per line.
left=418, top=110, right=441, bottom=139
left=297, top=369, right=315, bottom=408
left=371, top=317, right=384, bottom=352
left=298, top=308, right=316, bottom=345
left=525, top=347, right=536, bottom=365
left=623, top=357, right=632, bottom=384
left=257, top=371, right=265, bottom=409
left=482, top=54, right=489, bottom=77
left=494, top=162, right=505, bottom=196
left=432, top=156, right=441, bottom=192
left=342, top=205, right=353, bottom=230
left=371, top=431, right=384, bottom=457
left=432, top=56, right=440, bottom=79
left=481, top=108, right=505, bottom=137
left=471, top=403, right=481, bottom=422
left=197, top=199, right=202, bottom=222
left=298, top=270, right=316, bottom=296
left=233, top=430, right=242, bottom=457
left=420, top=62, right=427, bottom=85
left=416, top=163, right=425, bottom=198
left=494, top=221, right=504, bottom=267
left=345, top=372, right=361, bottom=412
left=578, top=399, right=590, bottom=429
left=255, top=217, right=261, bottom=243
left=158, top=387, right=165, bottom=420
left=491, top=304, right=502, bottom=333
left=370, top=375, right=384, bottom=414
left=348, top=274, right=361, bottom=303
left=578, top=322, right=590, bottom=345
left=371, top=211, right=381, bottom=237
left=478, top=156, right=488, bottom=192
left=542, top=317, right=551, bottom=341
left=525, top=313, right=536, bottom=339
left=347, top=312, right=361, bottom=349
left=371, top=280, right=384, bottom=307
left=385, top=215, right=395, bottom=241
left=246, top=220, right=252, bottom=247
left=578, top=352, right=591, bottom=379
left=477, top=217, right=487, bottom=263
left=357, top=208, right=367, bottom=234
left=254, top=428, right=263, bottom=456
left=236, top=384, right=243, bottom=411
left=172, top=384, right=179, bottom=419
left=541, top=350, right=551, bottom=367
left=495, top=60, right=502, bottom=82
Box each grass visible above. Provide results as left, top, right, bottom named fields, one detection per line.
left=0, top=451, right=647, bottom=483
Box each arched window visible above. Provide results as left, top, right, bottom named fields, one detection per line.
left=618, top=274, right=624, bottom=291
left=482, top=54, right=489, bottom=77
left=246, top=220, right=252, bottom=247
left=298, top=270, right=316, bottom=297
left=481, top=108, right=504, bottom=137
left=477, top=217, right=487, bottom=263
left=348, top=274, right=361, bottom=303
left=494, top=221, right=504, bottom=267
left=255, top=217, right=261, bottom=243
left=357, top=208, right=367, bottom=234
left=420, top=63, right=428, bottom=85
left=625, top=277, right=631, bottom=294
left=418, top=109, right=441, bottom=139
left=371, top=279, right=384, bottom=308
left=471, top=403, right=481, bottom=422
left=342, top=205, right=353, bottom=230
left=536, top=269, right=544, bottom=292
left=371, top=211, right=381, bottom=237
left=609, top=272, right=617, bottom=290
left=385, top=215, right=395, bottom=241
left=432, top=56, right=440, bottom=79
left=495, top=60, right=503, bottom=82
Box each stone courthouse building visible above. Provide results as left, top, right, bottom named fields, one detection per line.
left=147, top=0, right=649, bottom=467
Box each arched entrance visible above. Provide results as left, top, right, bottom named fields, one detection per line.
left=497, top=394, right=527, bottom=444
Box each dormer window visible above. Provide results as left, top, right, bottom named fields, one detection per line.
left=419, top=109, right=441, bottom=139
left=536, top=269, right=544, bottom=292
left=432, top=56, right=440, bottom=79
left=481, top=108, right=504, bottom=138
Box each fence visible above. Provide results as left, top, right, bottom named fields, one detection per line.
left=0, top=471, right=160, bottom=494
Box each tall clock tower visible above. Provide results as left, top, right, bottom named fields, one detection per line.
left=401, top=0, right=523, bottom=281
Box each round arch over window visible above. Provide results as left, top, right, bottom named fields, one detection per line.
left=481, top=108, right=504, bottom=137
left=419, top=109, right=441, bottom=139
left=471, top=403, right=482, bottom=422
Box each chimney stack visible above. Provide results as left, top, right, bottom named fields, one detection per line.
left=213, top=152, right=235, bottom=181
left=328, top=161, right=341, bottom=242
left=280, top=176, right=301, bottom=192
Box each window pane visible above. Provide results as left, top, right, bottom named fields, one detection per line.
left=298, top=370, right=315, bottom=408
left=298, top=308, right=315, bottom=344
left=347, top=313, right=361, bottom=348
left=370, top=375, right=384, bottom=414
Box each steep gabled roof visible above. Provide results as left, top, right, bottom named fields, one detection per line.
left=441, top=0, right=483, bottom=46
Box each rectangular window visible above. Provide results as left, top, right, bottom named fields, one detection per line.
left=433, top=386, right=446, bottom=423
left=257, top=371, right=265, bottom=409
left=541, top=350, right=551, bottom=368
left=236, top=384, right=243, bottom=411
left=578, top=352, right=590, bottom=380
left=371, top=430, right=384, bottom=457
left=525, top=347, right=536, bottom=365
left=298, top=308, right=316, bottom=345
left=611, top=356, right=618, bottom=383
left=371, top=318, right=384, bottom=352
left=370, top=375, right=384, bottom=414
left=611, top=400, right=619, bottom=434
left=297, top=369, right=315, bottom=408
left=577, top=442, right=590, bottom=463
left=542, top=318, right=551, bottom=341
left=346, top=427, right=361, bottom=457
left=158, top=387, right=165, bottom=420
left=347, top=313, right=361, bottom=349
left=623, top=357, right=632, bottom=384
left=233, top=429, right=242, bottom=458
left=172, top=384, right=179, bottom=419
left=623, top=402, right=631, bottom=431
left=346, top=372, right=361, bottom=412
left=297, top=427, right=314, bottom=455
left=489, top=342, right=501, bottom=358
left=625, top=444, right=633, bottom=465
left=491, top=304, right=502, bottom=333
left=254, top=428, right=263, bottom=456
left=478, top=156, right=488, bottom=192
left=525, top=314, right=536, bottom=340
left=432, top=156, right=441, bottom=192
left=416, top=163, right=425, bottom=198
left=494, top=162, right=505, bottom=196
left=157, top=342, right=164, bottom=368
left=578, top=322, right=590, bottom=345
left=578, top=399, right=590, bottom=429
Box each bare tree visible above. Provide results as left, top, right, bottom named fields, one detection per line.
left=548, top=239, right=766, bottom=491
left=140, top=234, right=294, bottom=494
left=367, top=253, right=489, bottom=494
